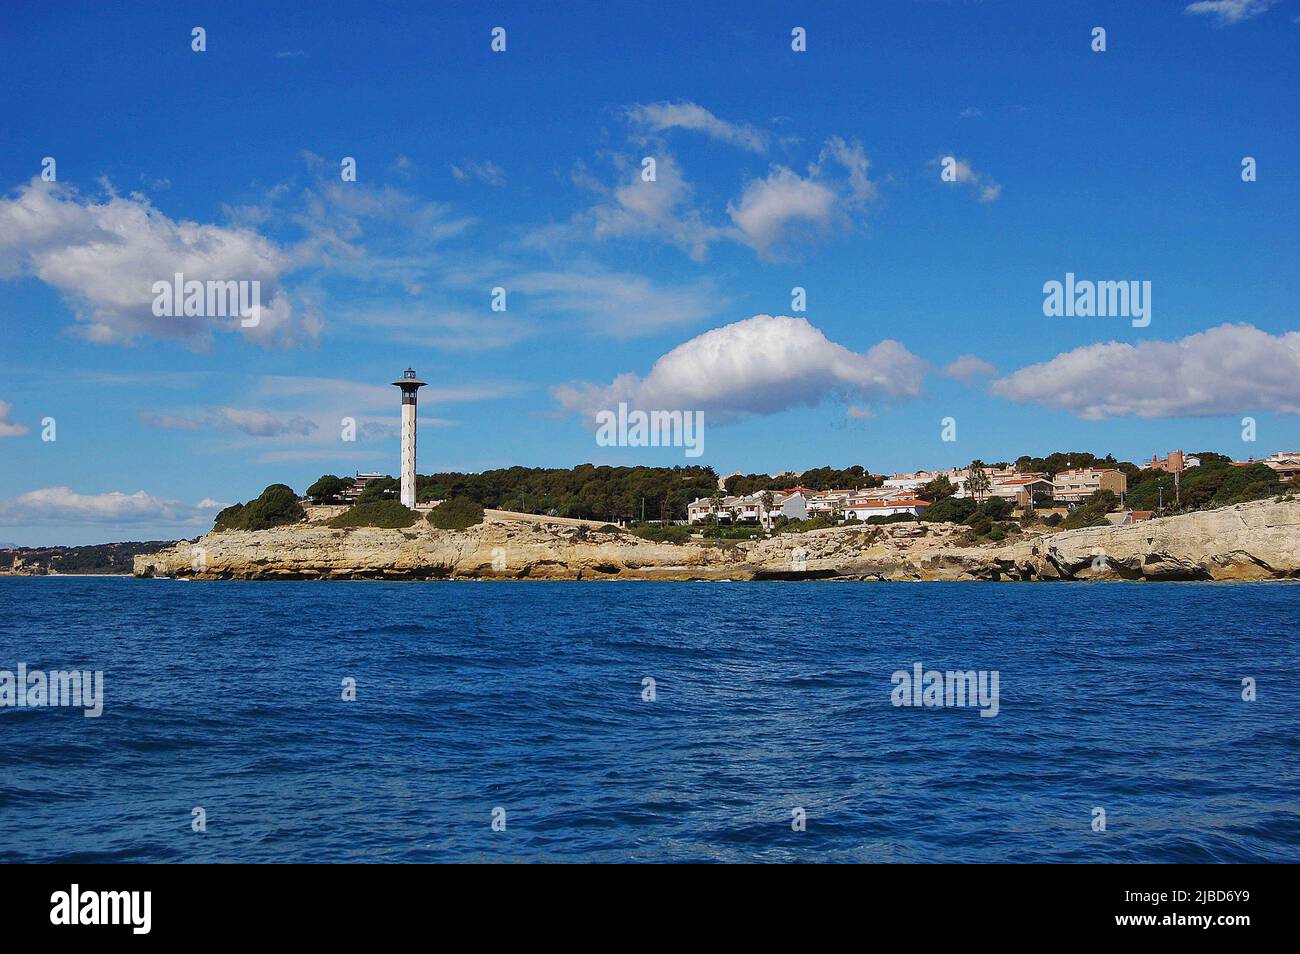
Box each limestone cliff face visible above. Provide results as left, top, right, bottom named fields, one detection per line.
left=132, top=520, right=742, bottom=581
left=134, top=498, right=1300, bottom=582
left=1012, top=497, right=1300, bottom=581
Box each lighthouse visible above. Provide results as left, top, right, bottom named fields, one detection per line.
left=391, top=368, right=426, bottom=508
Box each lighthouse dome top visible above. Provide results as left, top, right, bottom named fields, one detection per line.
left=392, top=368, right=426, bottom=389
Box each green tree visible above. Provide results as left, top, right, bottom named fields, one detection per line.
left=918, top=475, right=956, bottom=502
left=358, top=476, right=400, bottom=502
left=213, top=484, right=305, bottom=532
left=306, top=474, right=353, bottom=503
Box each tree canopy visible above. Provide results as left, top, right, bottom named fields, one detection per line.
left=213, top=484, right=305, bottom=532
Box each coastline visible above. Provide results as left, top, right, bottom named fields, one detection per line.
left=132, top=497, right=1300, bottom=583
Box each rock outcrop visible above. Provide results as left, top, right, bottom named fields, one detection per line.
left=134, top=497, right=1300, bottom=582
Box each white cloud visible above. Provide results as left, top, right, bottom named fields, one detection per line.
left=991, top=324, right=1300, bottom=419
left=0, top=400, right=29, bottom=437
left=449, top=160, right=506, bottom=186
left=558, top=132, right=876, bottom=262
left=0, top=487, right=220, bottom=527
left=626, top=101, right=769, bottom=153
left=812, top=136, right=877, bottom=204
left=934, top=155, right=1002, bottom=203
left=343, top=305, right=535, bottom=351
left=252, top=374, right=515, bottom=408
left=585, top=154, right=721, bottom=261
left=1184, top=0, right=1277, bottom=25
left=511, top=268, right=722, bottom=337
left=142, top=407, right=319, bottom=437
left=729, top=139, right=876, bottom=258
left=727, top=169, right=841, bottom=258
left=959, top=107, right=984, bottom=119
left=0, top=179, right=308, bottom=346
left=553, top=314, right=925, bottom=423
left=945, top=355, right=996, bottom=381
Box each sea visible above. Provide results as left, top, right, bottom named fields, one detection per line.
left=1, top=577, right=1297, bottom=863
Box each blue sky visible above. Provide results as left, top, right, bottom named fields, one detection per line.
left=1, top=0, right=1297, bottom=544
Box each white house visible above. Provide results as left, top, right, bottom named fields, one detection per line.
left=686, top=491, right=808, bottom=526
left=843, top=499, right=930, bottom=520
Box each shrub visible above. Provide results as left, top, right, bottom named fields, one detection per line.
left=328, top=500, right=418, bottom=529
left=865, top=513, right=919, bottom=524
left=921, top=496, right=977, bottom=524
left=427, top=496, right=486, bottom=530
left=212, top=484, right=305, bottom=532
left=358, top=476, right=400, bottom=502
left=777, top=516, right=837, bottom=533
left=630, top=525, right=691, bottom=544
left=1060, top=492, right=1116, bottom=530
left=596, top=524, right=622, bottom=534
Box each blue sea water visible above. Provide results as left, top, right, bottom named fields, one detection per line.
left=0, top=577, right=1297, bottom=863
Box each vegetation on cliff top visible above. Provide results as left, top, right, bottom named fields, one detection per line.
left=213, top=484, right=305, bottom=532
left=1125, top=461, right=1280, bottom=513
left=327, top=500, right=418, bottom=529
left=427, top=497, right=485, bottom=530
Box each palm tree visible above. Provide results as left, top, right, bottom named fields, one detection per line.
left=967, top=460, right=992, bottom=504
left=759, top=490, right=775, bottom=531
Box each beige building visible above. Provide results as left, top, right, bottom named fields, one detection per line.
left=1052, top=468, right=1128, bottom=503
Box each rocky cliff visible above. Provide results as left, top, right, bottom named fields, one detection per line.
left=133, top=497, right=1300, bottom=582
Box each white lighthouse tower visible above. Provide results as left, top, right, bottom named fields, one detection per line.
left=391, top=368, right=426, bottom=508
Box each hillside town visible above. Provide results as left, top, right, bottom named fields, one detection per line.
left=686, top=450, right=1300, bottom=530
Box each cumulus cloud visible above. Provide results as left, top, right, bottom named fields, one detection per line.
left=945, top=355, right=996, bottom=381
left=728, top=168, right=838, bottom=256
left=0, top=179, right=307, bottom=346
left=1184, top=0, right=1277, bottom=25
left=585, top=153, right=721, bottom=261
left=991, top=324, right=1300, bottom=419
left=560, top=126, right=876, bottom=261
left=626, top=101, right=769, bottom=153
left=729, top=138, right=876, bottom=258
left=553, top=314, right=925, bottom=423
left=0, top=487, right=221, bottom=527
left=934, top=154, right=1002, bottom=203
left=0, top=401, right=29, bottom=437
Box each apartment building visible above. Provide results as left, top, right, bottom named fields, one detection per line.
left=1052, top=468, right=1128, bottom=503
